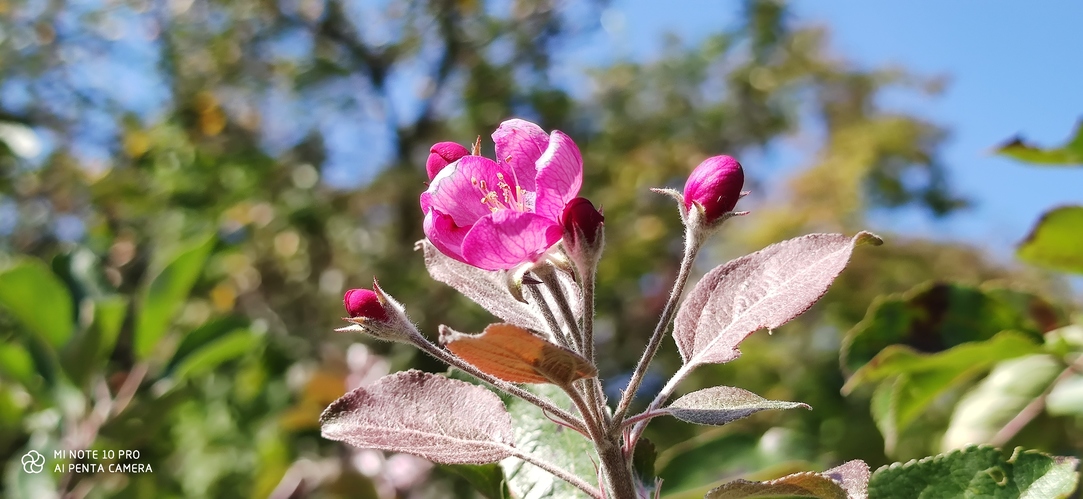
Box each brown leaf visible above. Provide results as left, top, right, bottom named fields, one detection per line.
left=320, top=370, right=514, bottom=464
left=441, top=323, right=597, bottom=385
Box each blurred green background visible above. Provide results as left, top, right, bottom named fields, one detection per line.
left=1, top=0, right=1081, bottom=497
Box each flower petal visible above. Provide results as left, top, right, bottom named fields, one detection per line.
left=533, top=130, right=583, bottom=222
left=423, top=156, right=511, bottom=226
left=460, top=211, right=563, bottom=271
left=492, top=119, right=548, bottom=192
left=424, top=209, right=471, bottom=264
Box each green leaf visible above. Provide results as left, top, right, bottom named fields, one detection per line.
left=172, top=329, right=260, bottom=381
left=504, top=384, right=596, bottom=498
left=842, top=283, right=1059, bottom=374
left=845, top=331, right=1041, bottom=391
left=166, top=315, right=249, bottom=374
left=657, top=430, right=818, bottom=496
left=133, top=233, right=216, bottom=360
left=0, top=259, right=73, bottom=349
left=705, top=460, right=869, bottom=499
left=1044, top=324, right=1083, bottom=354
left=870, top=379, right=899, bottom=453
left=869, top=446, right=1080, bottom=498
left=1017, top=206, right=1083, bottom=275
left=658, top=432, right=762, bottom=495
left=91, top=296, right=128, bottom=362
left=60, top=295, right=129, bottom=385
left=941, top=355, right=1062, bottom=451
left=632, top=437, right=657, bottom=484
left=442, top=463, right=510, bottom=499
left=846, top=331, right=1042, bottom=450
left=996, top=120, right=1083, bottom=166
left=0, top=343, right=35, bottom=387
left=1046, top=373, right=1083, bottom=416
left=662, top=386, right=810, bottom=426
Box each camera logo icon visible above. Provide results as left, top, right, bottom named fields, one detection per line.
left=21, top=450, right=45, bottom=474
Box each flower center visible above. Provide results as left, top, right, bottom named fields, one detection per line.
left=472, top=172, right=527, bottom=212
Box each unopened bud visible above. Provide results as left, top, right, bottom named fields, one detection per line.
left=338, top=280, right=420, bottom=343
left=426, top=142, right=470, bottom=180
left=560, top=197, right=605, bottom=277
left=344, top=288, right=390, bottom=322
left=561, top=197, right=604, bottom=246
left=683, top=155, right=745, bottom=222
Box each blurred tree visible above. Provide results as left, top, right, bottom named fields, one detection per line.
left=0, top=0, right=1069, bottom=497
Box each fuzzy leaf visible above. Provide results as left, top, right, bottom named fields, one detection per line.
left=996, top=120, right=1083, bottom=166
left=1017, top=205, right=1083, bottom=275
left=320, top=370, right=515, bottom=464
left=662, top=386, right=810, bottom=426
left=706, top=460, right=870, bottom=499
left=941, top=355, right=1062, bottom=452
left=421, top=240, right=565, bottom=332
left=441, top=323, right=596, bottom=385
left=675, top=232, right=881, bottom=366
left=869, top=446, right=1079, bottom=498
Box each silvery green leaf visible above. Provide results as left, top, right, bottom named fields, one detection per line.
left=321, top=370, right=515, bottom=464
left=674, top=232, right=881, bottom=367
left=663, top=386, right=810, bottom=426
left=420, top=240, right=581, bottom=333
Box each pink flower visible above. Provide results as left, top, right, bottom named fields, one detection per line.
left=420, top=119, right=583, bottom=271
left=683, top=155, right=745, bottom=222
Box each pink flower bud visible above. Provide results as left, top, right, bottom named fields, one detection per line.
left=561, top=197, right=604, bottom=246
left=683, top=155, right=745, bottom=221
left=343, top=288, right=389, bottom=322
left=426, top=142, right=470, bottom=180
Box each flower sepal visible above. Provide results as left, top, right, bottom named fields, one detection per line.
left=651, top=187, right=750, bottom=233
left=338, top=279, right=421, bottom=344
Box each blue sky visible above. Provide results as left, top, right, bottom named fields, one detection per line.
left=565, top=0, right=1083, bottom=259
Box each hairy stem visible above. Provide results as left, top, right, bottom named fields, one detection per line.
left=539, top=266, right=585, bottom=352
left=626, top=362, right=696, bottom=451
left=529, top=281, right=575, bottom=350
left=614, top=230, right=703, bottom=423
left=564, top=382, right=604, bottom=442
left=597, top=437, right=639, bottom=499
left=577, top=264, right=612, bottom=437
left=413, top=338, right=587, bottom=434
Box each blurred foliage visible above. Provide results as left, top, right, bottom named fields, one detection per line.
left=0, top=0, right=1077, bottom=497
left=833, top=121, right=1083, bottom=493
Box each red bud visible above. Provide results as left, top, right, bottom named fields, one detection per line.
left=561, top=197, right=604, bottom=246
left=343, top=288, right=389, bottom=322
left=683, top=155, right=745, bottom=222
left=426, top=142, right=470, bottom=180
